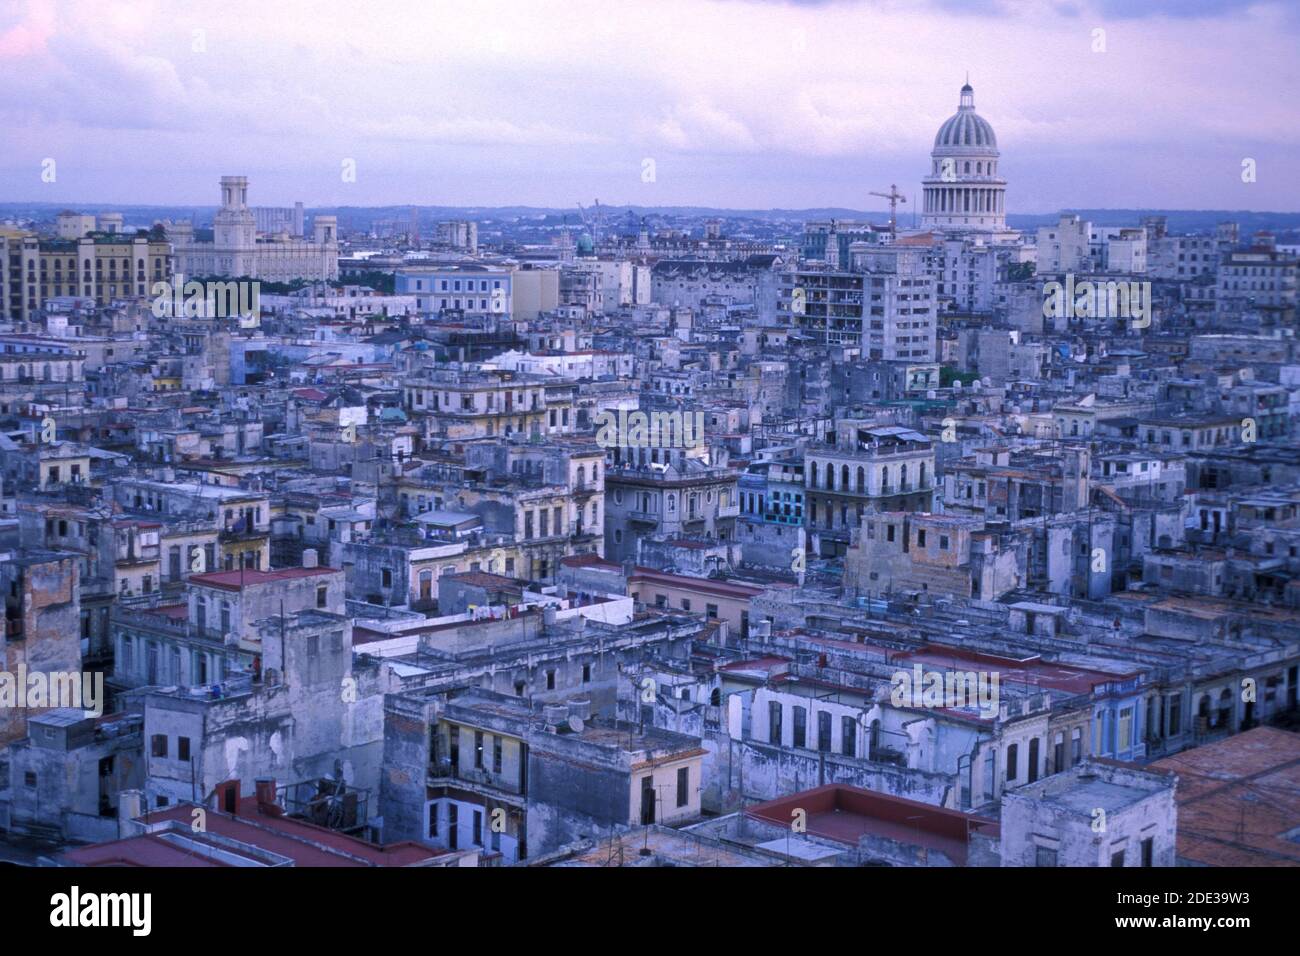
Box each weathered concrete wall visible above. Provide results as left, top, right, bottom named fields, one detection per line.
left=378, top=698, right=431, bottom=843
left=1001, top=766, right=1177, bottom=866
left=526, top=747, right=629, bottom=855
left=738, top=518, right=804, bottom=570
left=0, top=555, right=82, bottom=745
left=714, top=738, right=954, bottom=810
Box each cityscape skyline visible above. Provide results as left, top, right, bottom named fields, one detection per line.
left=3, top=0, right=1300, bottom=910
left=2, top=0, right=1298, bottom=211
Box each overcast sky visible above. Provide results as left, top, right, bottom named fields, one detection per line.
left=2, top=0, right=1297, bottom=212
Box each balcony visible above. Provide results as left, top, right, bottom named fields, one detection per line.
left=428, top=760, right=524, bottom=796
left=220, top=526, right=268, bottom=543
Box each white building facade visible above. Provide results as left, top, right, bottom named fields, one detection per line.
left=172, top=176, right=339, bottom=281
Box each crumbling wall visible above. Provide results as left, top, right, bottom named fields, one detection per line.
left=378, top=698, right=432, bottom=843
left=526, top=747, right=629, bottom=855
left=715, top=738, right=954, bottom=811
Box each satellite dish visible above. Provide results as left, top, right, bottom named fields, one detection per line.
left=567, top=715, right=585, bottom=733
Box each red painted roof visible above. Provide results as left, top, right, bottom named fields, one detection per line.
left=746, top=784, right=998, bottom=864
left=894, top=644, right=1140, bottom=695
left=190, top=566, right=338, bottom=592
left=67, top=797, right=446, bottom=867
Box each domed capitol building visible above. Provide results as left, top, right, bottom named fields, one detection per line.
left=920, top=81, right=1010, bottom=237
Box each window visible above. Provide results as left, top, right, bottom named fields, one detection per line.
left=676, top=766, right=690, bottom=807
left=316, top=586, right=327, bottom=608
left=681, top=598, right=691, bottom=612
left=546, top=670, right=556, bottom=690
left=1006, top=743, right=1018, bottom=782
left=768, top=702, right=782, bottom=744
left=1071, top=728, right=1082, bottom=763
left=1035, top=846, right=1058, bottom=867
left=178, top=737, right=191, bottom=762
left=582, top=663, right=591, bottom=683
left=841, top=716, right=856, bottom=756
left=793, top=706, right=807, bottom=748
left=474, top=731, right=484, bottom=769
left=817, top=711, right=832, bottom=752
left=1141, top=837, right=1154, bottom=867
left=706, top=603, right=718, bottom=620
left=493, top=736, right=503, bottom=774
left=151, top=734, right=168, bottom=758
left=1111, top=850, right=1125, bottom=867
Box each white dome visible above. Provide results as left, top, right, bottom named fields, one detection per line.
left=934, top=84, right=997, bottom=151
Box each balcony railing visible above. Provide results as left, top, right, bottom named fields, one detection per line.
left=428, top=760, right=524, bottom=795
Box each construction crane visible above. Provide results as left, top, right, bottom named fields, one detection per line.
left=575, top=199, right=604, bottom=246
left=869, top=184, right=907, bottom=234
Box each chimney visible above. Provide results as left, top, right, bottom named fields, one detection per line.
left=117, top=789, right=144, bottom=832
left=302, top=548, right=318, bottom=569
left=543, top=704, right=568, bottom=732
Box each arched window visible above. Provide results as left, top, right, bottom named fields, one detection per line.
left=857, top=466, right=865, bottom=492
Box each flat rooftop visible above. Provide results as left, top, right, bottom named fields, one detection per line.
left=745, top=783, right=998, bottom=866
left=1149, top=726, right=1300, bottom=867
left=190, top=566, right=339, bottom=591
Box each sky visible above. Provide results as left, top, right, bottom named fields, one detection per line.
left=1, top=0, right=1297, bottom=213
